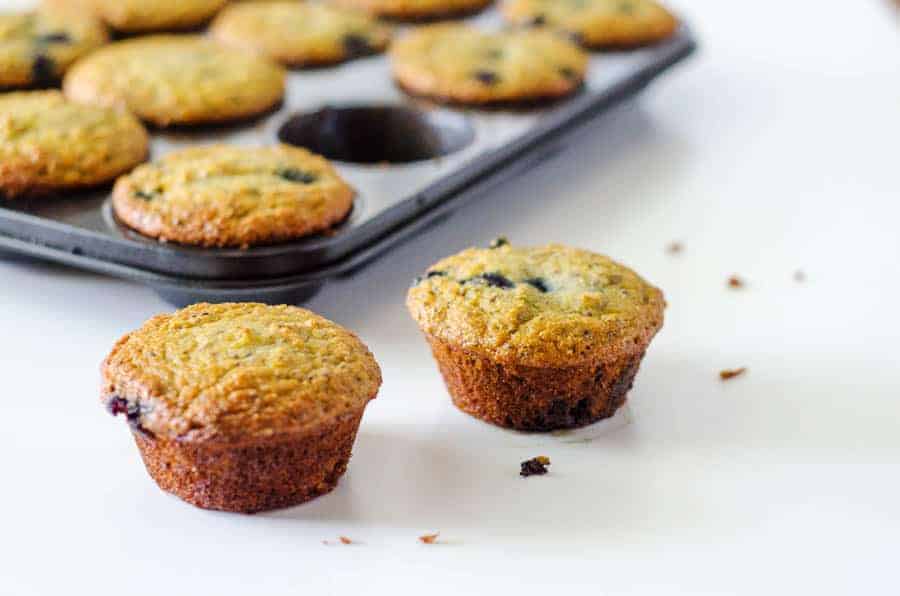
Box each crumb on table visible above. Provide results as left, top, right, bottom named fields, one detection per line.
left=719, top=367, right=747, bottom=381
left=419, top=533, right=439, bottom=544
left=520, top=456, right=551, bottom=477
left=727, top=275, right=745, bottom=289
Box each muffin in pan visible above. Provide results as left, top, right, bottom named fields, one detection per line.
left=407, top=240, right=665, bottom=431
left=101, top=303, right=382, bottom=513
left=0, top=90, right=148, bottom=199
left=210, top=2, right=391, bottom=67
left=502, top=0, right=678, bottom=49
left=0, top=7, right=107, bottom=89
left=86, top=0, right=227, bottom=33
left=111, top=144, right=355, bottom=248
left=333, top=0, right=493, bottom=21
left=391, top=25, right=588, bottom=105
left=63, top=35, right=285, bottom=127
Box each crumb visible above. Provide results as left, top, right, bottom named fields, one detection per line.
left=727, top=275, right=745, bottom=289
left=339, top=536, right=353, bottom=545
left=322, top=540, right=330, bottom=545
left=719, top=367, right=747, bottom=381
left=520, top=456, right=551, bottom=477
left=419, top=533, right=439, bottom=544
left=666, top=241, right=683, bottom=255
left=794, top=270, right=806, bottom=282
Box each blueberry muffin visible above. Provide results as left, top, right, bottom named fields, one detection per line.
left=63, top=35, right=285, bottom=127
left=111, top=144, right=355, bottom=247
left=101, top=303, right=382, bottom=513
left=407, top=240, right=665, bottom=431
left=211, top=2, right=391, bottom=67
left=502, top=0, right=678, bottom=49
left=0, top=91, right=148, bottom=198
left=391, top=25, right=588, bottom=105
left=0, top=8, right=107, bottom=89
left=87, top=0, right=227, bottom=33
left=334, top=0, right=493, bottom=21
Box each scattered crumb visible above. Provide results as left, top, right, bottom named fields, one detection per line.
left=719, top=367, right=747, bottom=381
left=520, top=456, right=551, bottom=477
left=794, top=270, right=806, bottom=283
left=666, top=241, right=684, bottom=255
left=727, top=275, right=745, bottom=289
left=322, top=540, right=329, bottom=545
left=419, top=533, right=439, bottom=544
left=339, top=536, right=353, bottom=545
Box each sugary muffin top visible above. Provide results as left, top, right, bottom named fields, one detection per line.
left=101, top=303, right=382, bottom=444
left=63, top=35, right=285, bottom=127
left=407, top=241, right=665, bottom=366
left=391, top=24, right=588, bottom=104
left=0, top=90, right=148, bottom=197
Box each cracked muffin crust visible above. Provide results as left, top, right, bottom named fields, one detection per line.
left=211, top=2, right=391, bottom=67
left=87, top=0, right=227, bottom=33
left=0, top=8, right=107, bottom=89
left=101, top=302, right=382, bottom=512
left=502, top=0, right=678, bottom=49
left=391, top=25, right=588, bottom=105
left=63, top=35, right=285, bottom=127
left=407, top=241, right=665, bottom=430
left=111, top=144, right=355, bottom=247
left=334, top=0, right=493, bottom=21
left=0, top=90, right=148, bottom=198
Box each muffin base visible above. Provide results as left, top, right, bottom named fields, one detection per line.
left=426, top=335, right=644, bottom=431
left=132, top=410, right=364, bottom=513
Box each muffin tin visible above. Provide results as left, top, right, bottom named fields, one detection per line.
left=0, top=9, right=696, bottom=306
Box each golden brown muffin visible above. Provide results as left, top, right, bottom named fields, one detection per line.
left=334, top=0, right=493, bottom=21
left=211, top=2, right=391, bottom=67
left=63, top=35, right=285, bottom=127
left=407, top=240, right=665, bottom=430
left=391, top=25, right=588, bottom=105
left=0, top=7, right=107, bottom=89
left=111, top=144, right=355, bottom=248
left=502, top=0, right=678, bottom=49
left=101, top=303, right=382, bottom=513
left=87, top=0, right=227, bottom=33
left=0, top=90, right=148, bottom=198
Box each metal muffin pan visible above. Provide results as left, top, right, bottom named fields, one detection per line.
left=0, top=9, right=696, bottom=304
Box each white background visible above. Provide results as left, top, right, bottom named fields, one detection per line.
left=2, top=1, right=899, bottom=594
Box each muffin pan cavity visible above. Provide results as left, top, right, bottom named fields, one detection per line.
left=278, top=105, right=475, bottom=165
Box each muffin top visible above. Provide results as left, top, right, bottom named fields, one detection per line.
left=88, top=0, right=227, bottom=33
left=210, top=2, right=392, bottom=67
left=0, top=8, right=108, bottom=89
left=111, top=144, right=354, bottom=247
left=0, top=90, right=148, bottom=198
left=391, top=24, right=587, bottom=104
left=63, top=35, right=285, bottom=127
left=407, top=241, right=665, bottom=366
left=101, top=303, right=382, bottom=444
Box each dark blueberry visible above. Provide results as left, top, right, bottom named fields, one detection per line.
left=488, top=236, right=509, bottom=249
left=36, top=32, right=71, bottom=44
left=520, top=457, right=550, bottom=477
left=524, top=277, right=549, bottom=292
left=559, top=66, right=577, bottom=80
left=477, top=272, right=515, bottom=289
left=426, top=270, right=447, bottom=278
left=473, top=70, right=499, bottom=85
left=275, top=168, right=317, bottom=184
left=134, top=190, right=156, bottom=201
left=30, top=54, right=56, bottom=86
left=342, top=34, right=372, bottom=58
left=529, top=14, right=547, bottom=26
left=106, top=396, right=132, bottom=417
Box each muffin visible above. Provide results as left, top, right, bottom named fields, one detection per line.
left=406, top=240, right=665, bottom=431
left=101, top=303, right=382, bottom=513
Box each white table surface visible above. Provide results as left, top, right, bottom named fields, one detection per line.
left=2, top=1, right=899, bottom=594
